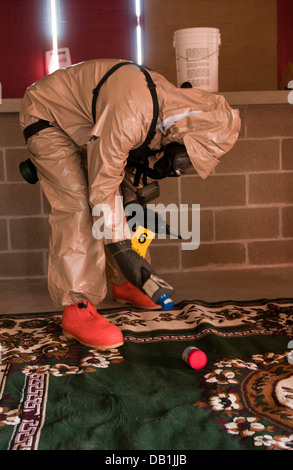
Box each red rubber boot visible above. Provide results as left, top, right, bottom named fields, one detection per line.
left=62, top=301, right=123, bottom=349
left=112, top=281, right=161, bottom=309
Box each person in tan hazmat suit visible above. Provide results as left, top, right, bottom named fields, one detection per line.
left=19, top=59, right=241, bottom=350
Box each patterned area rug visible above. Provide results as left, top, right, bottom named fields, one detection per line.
left=0, top=299, right=292, bottom=451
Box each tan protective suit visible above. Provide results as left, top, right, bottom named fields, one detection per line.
left=19, top=59, right=241, bottom=307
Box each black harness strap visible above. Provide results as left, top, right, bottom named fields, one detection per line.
left=23, top=119, right=54, bottom=143
left=91, top=61, right=159, bottom=147
left=92, top=62, right=132, bottom=123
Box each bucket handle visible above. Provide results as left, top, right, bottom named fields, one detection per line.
left=175, top=48, right=219, bottom=62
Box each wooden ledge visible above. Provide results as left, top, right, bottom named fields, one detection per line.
left=0, top=91, right=290, bottom=113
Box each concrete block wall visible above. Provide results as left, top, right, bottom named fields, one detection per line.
left=0, top=113, right=50, bottom=279
left=0, top=103, right=293, bottom=280
left=150, top=103, right=293, bottom=273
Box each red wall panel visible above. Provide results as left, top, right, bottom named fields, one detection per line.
left=0, top=0, right=45, bottom=98
left=277, top=0, right=293, bottom=88
left=0, top=0, right=136, bottom=98
left=58, top=0, right=136, bottom=65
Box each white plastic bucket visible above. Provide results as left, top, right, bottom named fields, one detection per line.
left=173, top=28, right=221, bottom=91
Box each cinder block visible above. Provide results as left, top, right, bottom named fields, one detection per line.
left=0, top=114, right=24, bottom=147
left=215, top=139, right=280, bottom=173
left=181, top=175, right=246, bottom=207
left=181, top=242, right=246, bottom=268
left=249, top=173, right=293, bottom=204
left=41, top=191, right=51, bottom=214
left=5, top=147, right=28, bottom=182
left=246, top=105, right=293, bottom=138
left=149, top=244, right=180, bottom=271
left=153, top=177, right=179, bottom=206
left=0, top=183, right=41, bottom=216
left=0, top=219, right=8, bottom=250
left=0, top=150, right=4, bottom=181
left=236, top=107, right=245, bottom=139
left=282, top=206, right=293, bottom=237
left=10, top=217, right=50, bottom=250
left=215, top=207, right=279, bottom=240
left=199, top=209, right=214, bottom=242
left=248, top=240, right=293, bottom=265
left=0, top=252, right=44, bottom=277
left=282, top=139, right=293, bottom=170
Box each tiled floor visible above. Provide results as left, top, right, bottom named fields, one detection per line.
left=1, top=266, right=293, bottom=315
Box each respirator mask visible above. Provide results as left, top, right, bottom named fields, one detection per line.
left=147, top=143, right=195, bottom=180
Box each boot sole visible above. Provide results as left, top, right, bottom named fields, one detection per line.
left=114, top=298, right=162, bottom=310
left=62, top=330, right=124, bottom=350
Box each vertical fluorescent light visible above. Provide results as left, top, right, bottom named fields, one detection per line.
left=50, top=0, right=59, bottom=73
left=135, top=0, right=142, bottom=65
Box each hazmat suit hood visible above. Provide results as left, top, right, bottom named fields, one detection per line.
left=154, top=79, right=241, bottom=179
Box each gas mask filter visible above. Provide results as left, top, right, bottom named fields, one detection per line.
left=147, top=143, right=195, bottom=180
left=19, top=158, right=39, bottom=184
